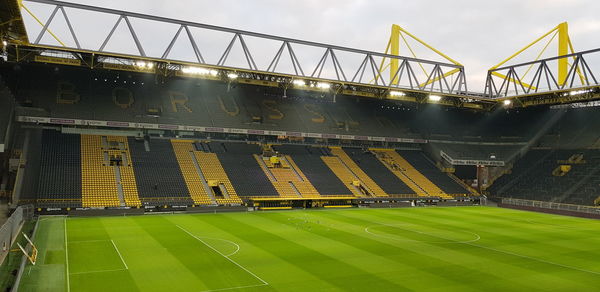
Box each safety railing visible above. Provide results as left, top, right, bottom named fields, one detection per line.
left=501, top=198, right=600, bottom=215
left=0, top=205, right=34, bottom=266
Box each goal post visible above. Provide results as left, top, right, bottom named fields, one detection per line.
left=16, top=232, right=38, bottom=265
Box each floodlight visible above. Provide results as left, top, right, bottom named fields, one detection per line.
left=390, top=91, right=406, bottom=97
left=182, top=66, right=219, bottom=76
left=429, top=95, right=442, bottom=101
left=569, top=89, right=592, bottom=96
left=293, top=79, right=306, bottom=87
left=316, top=82, right=330, bottom=89
left=135, top=61, right=154, bottom=69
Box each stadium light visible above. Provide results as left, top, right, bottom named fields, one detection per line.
left=135, top=61, right=154, bottom=69
left=316, top=82, right=331, bottom=89
left=293, top=79, right=306, bottom=87
left=428, top=95, right=442, bottom=102
left=503, top=99, right=512, bottom=106
left=569, top=89, right=592, bottom=96
left=389, top=91, right=406, bottom=97
left=136, top=61, right=154, bottom=69
left=181, top=66, right=218, bottom=76
left=227, top=73, right=239, bottom=79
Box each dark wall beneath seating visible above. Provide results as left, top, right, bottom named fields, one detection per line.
left=19, top=128, right=43, bottom=201
left=0, top=80, right=15, bottom=148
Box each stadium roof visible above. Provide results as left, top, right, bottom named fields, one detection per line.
left=2, top=0, right=600, bottom=109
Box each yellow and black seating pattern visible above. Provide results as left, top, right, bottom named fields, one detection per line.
left=194, top=151, right=242, bottom=205
left=255, top=154, right=321, bottom=198
left=321, top=156, right=364, bottom=197
left=329, top=147, right=388, bottom=197
left=284, top=156, right=321, bottom=198
left=374, top=150, right=452, bottom=199
left=171, top=140, right=213, bottom=205
left=372, top=149, right=428, bottom=197
left=105, top=136, right=141, bottom=207
left=81, top=135, right=120, bottom=207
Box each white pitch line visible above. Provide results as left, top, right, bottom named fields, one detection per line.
left=365, top=223, right=481, bottom=244
left=176, top=225, right=269, bottom=286
left=197, top=237, right=240, bottom=257
left=64, top=217, right=70, bottom=292
left=69, top=239, right=112, bottom=244
left=111, top=240, right=129, bottom=270
left=70, top=268, right=128, bottom=275
left=200, top=283, right=269, bottom=292
left=466, top=242, right=600, bottom=276
left=365, top=221, right=600, bottom=276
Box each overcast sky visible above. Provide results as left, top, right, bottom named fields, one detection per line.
left=21, top=0, right=600, bottom=91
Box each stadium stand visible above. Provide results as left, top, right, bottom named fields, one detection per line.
left=37, top=130, right=81, bottom=207
left=342, top=147, right=415, bottom=196
left=194, top=151, right=243, bottom=205
left=329, top=147, right=388, bottom=197
left=371, top=150, right=452, bottom=199
left=128, top=138, right=194, bottom=206
left=321, top=155, right=367, bottom=197
left=3, top=64, right=558, bottom=143
left=537, top=107, right=600, bottom=149
left=80, top=134, right=120, bottom=207
left=397, top=150, right=469, bottom=196
left=7, top=64, right=556, bottom=209
left=483, top=107, right=600, bottom=206
left=108, top=136, right=142, bottom=207
left=488, top=149, right=600, bottom=205
left=254, top=146, right=321, bottom=198
left=217, top=142, right=279, bottom=198
left=80, top=135, right=142, bottom=207
left=273, top=145, right=350, bottom=196
left=171, top=141, right=216, bottom=205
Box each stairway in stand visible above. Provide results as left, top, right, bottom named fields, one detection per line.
left=328, top=147, right=388, bottom=197
left=373, top=149, right=452, bottom=199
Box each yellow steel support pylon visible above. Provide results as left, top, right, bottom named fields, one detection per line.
left=17, top=0, right=66, bottom=46
left=557, top=22, right=569, bottom=85
left=379, top=24, right=463, bottom=86
left=490, top=22, right=582, bottom=87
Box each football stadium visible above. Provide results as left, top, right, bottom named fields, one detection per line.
left=1, top=0, right=600, bottom=291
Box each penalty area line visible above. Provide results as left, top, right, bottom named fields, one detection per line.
left=111, top=240, right=129, bottom=270
left=176, top=225, right=269, bottom=287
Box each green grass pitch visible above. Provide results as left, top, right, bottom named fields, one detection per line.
left=18, top=206, right=600, bottom=291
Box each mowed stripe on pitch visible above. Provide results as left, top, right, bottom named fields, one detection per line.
left=277, top=210, right=536, bottom=291
left=338, top=208, right=600, bottom=290
left=131, top=216, right=262, bottom=290
left=66, top=218, right=139, bottom=292
left=196, top=212, right=412, bottom=291
left=18, top=207, right=600, bottom=292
